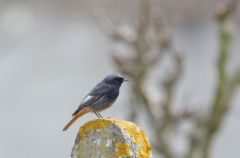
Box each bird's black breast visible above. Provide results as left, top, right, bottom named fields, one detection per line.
left=107, top=86, right=119, bottom=100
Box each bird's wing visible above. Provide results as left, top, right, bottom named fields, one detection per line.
left=72, top=83, right=111, bottom=116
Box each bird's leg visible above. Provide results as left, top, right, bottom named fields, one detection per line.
left=96, top=112, right=103, bottom=118
left=94, top=111, right=103, bottom=118
left=94, top=111, right=101, bottom=118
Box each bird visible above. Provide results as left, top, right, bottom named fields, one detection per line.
left=63, top=74, right=128, bottom=131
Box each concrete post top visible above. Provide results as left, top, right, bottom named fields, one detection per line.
left=71, top=118, right=152, bottom=158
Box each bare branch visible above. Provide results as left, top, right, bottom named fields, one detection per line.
left=93, top=8, right=136, bottom=44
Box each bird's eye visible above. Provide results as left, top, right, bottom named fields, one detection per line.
left=117, top=77, right=124, bottom=82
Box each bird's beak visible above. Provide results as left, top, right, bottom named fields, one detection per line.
left=124, top=79, right=129, bottom=82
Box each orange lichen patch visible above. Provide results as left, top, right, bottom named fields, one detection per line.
left=108, top=118, right=152, bottom=158
left=114, top=142, right=132, bottom=157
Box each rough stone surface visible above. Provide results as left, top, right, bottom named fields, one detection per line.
left=71, top=118, right=152, bottom=158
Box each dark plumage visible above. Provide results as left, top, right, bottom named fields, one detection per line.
left=63, top=74, right=127, bottom=131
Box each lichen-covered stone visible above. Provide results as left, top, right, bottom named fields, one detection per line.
left=71, top=118, right=152, bottom=158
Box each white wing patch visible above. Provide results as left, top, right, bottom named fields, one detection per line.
left=81, top=95, right=94, bottom=104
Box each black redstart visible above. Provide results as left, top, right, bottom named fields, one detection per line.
left=63, top=74, right=127, bottom=131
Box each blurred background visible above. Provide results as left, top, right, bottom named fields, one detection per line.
left=0, top=0, right=239, bottom=158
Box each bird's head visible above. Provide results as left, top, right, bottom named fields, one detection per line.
left=103, top=74, right=128, bottom=86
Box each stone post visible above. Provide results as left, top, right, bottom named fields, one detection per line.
left=71, top=118, right=152, bottom=158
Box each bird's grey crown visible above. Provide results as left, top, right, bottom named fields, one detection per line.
left=102, top=74, right=124, bottom=86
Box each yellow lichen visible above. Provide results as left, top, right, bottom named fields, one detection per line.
left=79, top=119, right=112, bottom=139
left=109, top=118, right=152, bottom=158
left=77, top=118, right=151, bottom=158
left=114, top=142, right=132, bottom=157
left=79, top=128, right=87, bottom=139
left=80, top=119, right=112, bottom=131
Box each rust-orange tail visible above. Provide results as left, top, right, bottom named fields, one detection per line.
left=63, top=107, right=91, bottom=131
